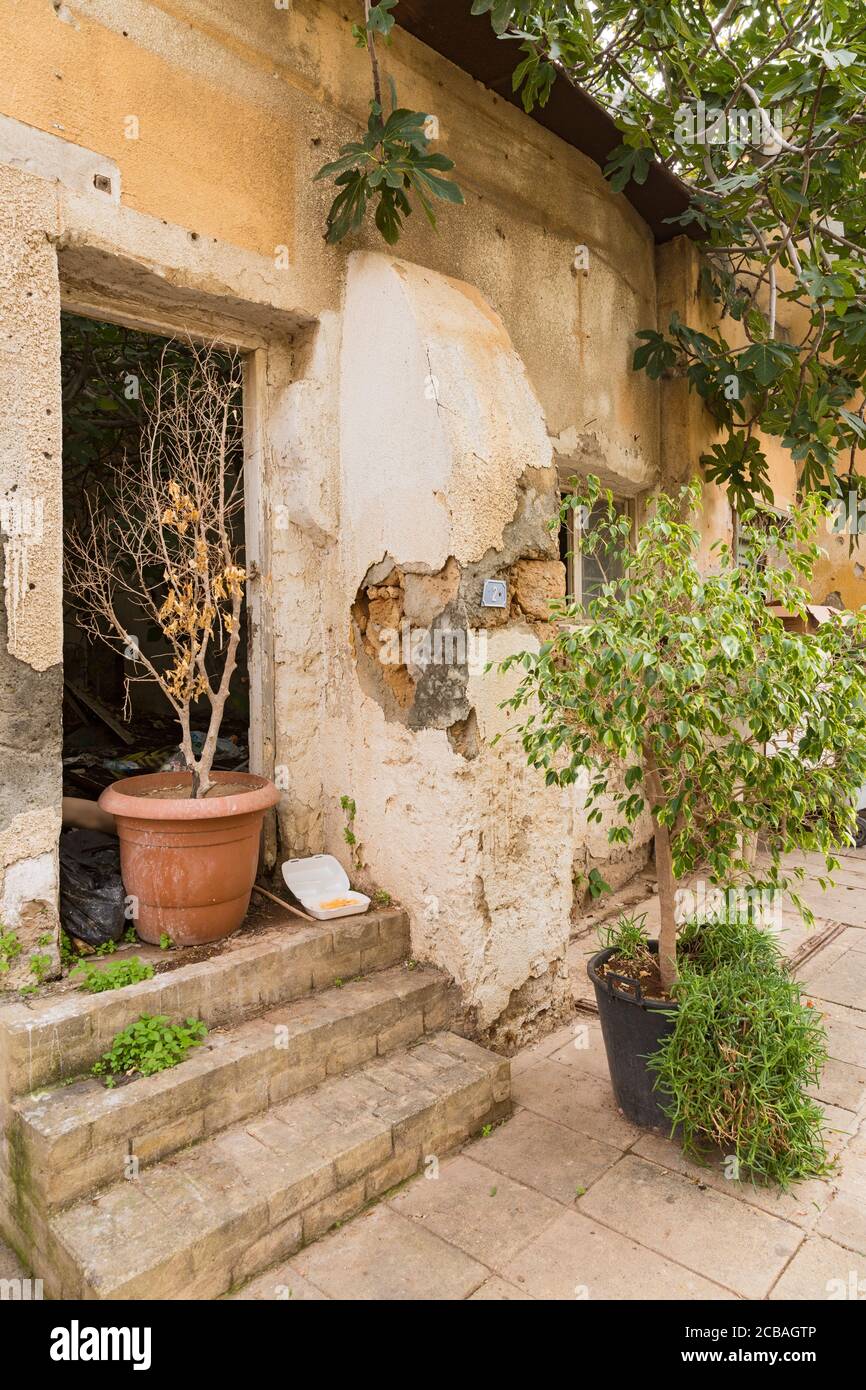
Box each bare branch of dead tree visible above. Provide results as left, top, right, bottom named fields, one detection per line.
left=65, top=340, right=246, bottom=798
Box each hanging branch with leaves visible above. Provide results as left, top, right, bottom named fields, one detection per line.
left=315, top=0, right=464, bottom=244
left=467, top=1, right=866, bottom=515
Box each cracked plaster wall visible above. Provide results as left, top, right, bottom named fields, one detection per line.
left=0, top=0, right=661, bottom=1028
left=3, top=0, right=860, bottom=1033
left=320, top=253, right=608, bottom=1043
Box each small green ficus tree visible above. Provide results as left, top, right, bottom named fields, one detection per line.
left=500, top=478, right=866, bottom=994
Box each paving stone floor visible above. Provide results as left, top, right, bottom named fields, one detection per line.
left=238, top=847, right=866, bottom=1301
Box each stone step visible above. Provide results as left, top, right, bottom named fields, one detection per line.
left=45, top=1033, right=511, bottom=1299
left=0, top=906, right=409, bottom=1096
left=12, top=965, right=454, bottom=1212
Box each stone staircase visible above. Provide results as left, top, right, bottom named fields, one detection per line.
left=0, top=904, right=511, bottom=1299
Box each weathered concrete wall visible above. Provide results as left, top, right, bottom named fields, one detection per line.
left=0, top=0, right=662, bottom=1031
left=326, top=253, right=577, bottom=1041
left=0, top=163, right=63, bottom=986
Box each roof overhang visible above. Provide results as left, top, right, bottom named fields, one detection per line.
left=397, top=0, right=695, bottom=244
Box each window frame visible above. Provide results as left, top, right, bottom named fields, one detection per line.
left=735, top=501, right=791, bottom=571
left=559, top=489, right=637, bottom=605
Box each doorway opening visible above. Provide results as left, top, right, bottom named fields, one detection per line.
left=60, top=311, right=250, bottom=813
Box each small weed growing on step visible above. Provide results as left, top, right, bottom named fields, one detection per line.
left=72, top=957, right=155, bottom=994
left=480, top=1124, right=492, bottom=1138
left=29, top=953, right=52, bottom=986
left=339, top=794, right=364, bottom=873
left=0, top=927, right=22, bottom=975
left=586, top=867, right=611, bottom=900
left=94, top=939, right=117, bottom=957
left=59, top=930, right=77, bottom=969
left=334, top=977, right=344, bottom=989
left=406, top=959, right=418, bottom=971
left=575, top=1186, right=587, bottom=1199
left=124, top=926, right=138, bottom=944
left=372, top=889, right=391, bottom=907
left=489, top=1186, right=497, bottom=1197
left=159, top=933, right=173, bottom=951
left=92, top=1015, right=208, bottom=1087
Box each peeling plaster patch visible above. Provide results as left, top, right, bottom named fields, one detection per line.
left=551, top=425, right=581, bottom=457
left=552, top=426, right=653, bottom=495
left=447, top=709, right=479, bottom=760
left=0, top=810, right=61, bottom=868
left=1, top=852, right=55, bottom=924
left=52, top=2, right=79, bottom=26
left=0, top=113, right=117, bottom=204
left=457, top=465, right=562, bottom=633
left=352, top=563, right=416, bottom=719
left=350, top=464, right=563, bottom=736
left=351, top=558, right=471, bottom=728
left=402, top=557, right=460, bottom=626
left=363, top=554, right=400, bottom=588
left=0, top=843, right=61, bottom=992
left=474, top=957, right=573, bottom=1054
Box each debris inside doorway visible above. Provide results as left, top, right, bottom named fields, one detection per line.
left=59, top=829, right=126, bottom=949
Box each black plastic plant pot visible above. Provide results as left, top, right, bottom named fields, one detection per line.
left=587, top=942, right=678, bottom=1130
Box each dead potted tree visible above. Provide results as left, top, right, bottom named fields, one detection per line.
left=66, top=341, right=279, bottom=946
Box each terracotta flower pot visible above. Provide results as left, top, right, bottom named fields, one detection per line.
left=99, top=771, right=281, bottom=947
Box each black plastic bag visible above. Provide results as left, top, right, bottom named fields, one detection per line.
left=59, top=828, right=126, bottom=947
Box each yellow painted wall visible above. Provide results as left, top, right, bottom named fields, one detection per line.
left=0, top=0, right=659, bottom=477
left=0, top=0, right=296, bottom=256
left=2, top=1, right=861, bottom=607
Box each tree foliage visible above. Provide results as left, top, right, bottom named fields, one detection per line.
left=500, top=478, right=866, bottom=991
left=470, top=1, right=866, bottom=509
